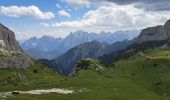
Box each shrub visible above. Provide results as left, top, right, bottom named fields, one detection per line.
left=33, top=69, right=38, bottom=73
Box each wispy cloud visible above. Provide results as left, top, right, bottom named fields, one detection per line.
left=58, top=10, right=71, bottom=17
left=63, top=0, right=91, bottom=8
left=56, top=4, right=62, bottom=9
left=0, top=5, right=55, bottom=19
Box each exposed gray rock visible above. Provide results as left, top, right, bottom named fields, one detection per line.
left=49, top=39, right=134, bottom=76
left=164, top=19, right=170, bottom=38
left=136, top=25, right=167, bottom=43
left=0, top=23, right=22, bottom=52
left=99, top=19, right=170, bottom=65
left=0, top=54, right=32, bottom=68
left=0, top=23, right=32, bottom=68
left=136, top=19, right=170, bottom=44
left=52, top=41, right=110, bottom=75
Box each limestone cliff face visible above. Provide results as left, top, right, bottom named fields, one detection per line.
left=0, top=23, right=22, bottom=52
left=52, top=41, right=110, bottom=75
left=136, top=19, right=170, bottom=44
left=0, top=23, right=32, bottom=68
left=136, top=25, right=167, bottom=44
left=0, top=53, right=32, bottom=68
left=164, top=19, right=170, bottom=38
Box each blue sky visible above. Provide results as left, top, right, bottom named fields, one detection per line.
left=0, top=0, right=170, bottom=40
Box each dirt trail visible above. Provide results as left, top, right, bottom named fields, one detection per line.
left=0, top=88, right=74, bottom=99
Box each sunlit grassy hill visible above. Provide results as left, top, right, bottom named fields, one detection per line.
left=0, top=49, right=170, bottom=100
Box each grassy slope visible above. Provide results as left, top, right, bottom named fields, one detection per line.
left=1, top=49, right=170, bottom=100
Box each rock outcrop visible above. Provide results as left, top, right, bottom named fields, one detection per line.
left=0, top=53, right=32, bottom=68
left=136, top=20, right=170, bottom=44
left=136, top=25, right=167, bottom=43
left=0, top=23, right=22, bottom=52
left=42, top=39, right=134, bottom=76
left=164, top=19, right=170, bottom=38
left=51, top=41, right=110, bottom=75
left=99, top=19, right=170, bottom=65
left=0, top=23, right=32, bottom=68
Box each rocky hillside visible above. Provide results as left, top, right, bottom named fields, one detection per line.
left=136, top=19, right=170, bottom=44
left=136, top=25, right=166, bottom=44
left=99, top=19, right=170, bottom=64
left=51, top=41, right=110, bottom=75
left=165, top=19, right=170, bottom=38
left=41, top=39, right=134, bottom=76
left=0, top=23, right=32, bottom=68
left=0, top=23, right=22, bottom=52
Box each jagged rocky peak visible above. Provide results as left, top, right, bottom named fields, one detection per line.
left=136, top=19, right=170, bottom=44
left=0, top=23, right=22, bottom=52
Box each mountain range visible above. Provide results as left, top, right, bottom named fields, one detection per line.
left=99, top=19, right=170, bottom=65
left=40, top=39, right=135, bottom=75
left=21, top=30, right=139, bottom=59
left=1, top=19, right=170, bottom=100
left=40, top=19, right=170, bottom=76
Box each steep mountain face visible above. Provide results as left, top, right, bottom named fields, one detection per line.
left=164, top=19, right=170, bottom=38
left=41, top=39, right=134, bottom=75
left=51, top=41, right=110, bottom=75
left=108, top=39, right=136, bottom=52
left=99, top=19, right=170, bottom=65
left=0, top=23, right=32, bottom=68
left=136, top=19, right=170, bottom=44
left=61, top=31, right=97, bottom=53
left=136, top=25, right=167, bottom=44
left=21, top=30, right=139, bottom=59
left=0, top=23, right=22, bottom=52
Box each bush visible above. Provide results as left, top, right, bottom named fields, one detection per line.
left=33, top=69, right=38, bottom=73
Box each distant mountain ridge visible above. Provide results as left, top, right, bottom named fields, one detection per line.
left=99, top=19, right=170, bottom=64
left=21, top=30, right=139, bottom=59
left=52, top=41, right=110, bottom=75
left=21, top=36, right=62, bottom=59
left=40, top=39, right=135, bottom=75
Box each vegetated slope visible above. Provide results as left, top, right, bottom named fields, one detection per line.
left=0, top=61, right=60, bottom=92
left=99, top=19, right=170, bottom=64
left=47, top=39, right=134, bottom=76
left=51, top=41, right=110, bottom=75
left=4, top=49, right=170, bottom=100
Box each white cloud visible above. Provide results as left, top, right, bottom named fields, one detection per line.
left=58, top=10, right=71, bottom=17
left=63, top=0, right=91, bottom=8
left=56, top=4, right=62, bottom=9
left=0, top=5, right=55, bottom=19
left=42, top=3, right=170, bottom=33
left=40, top=23, right=49, bottom=27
